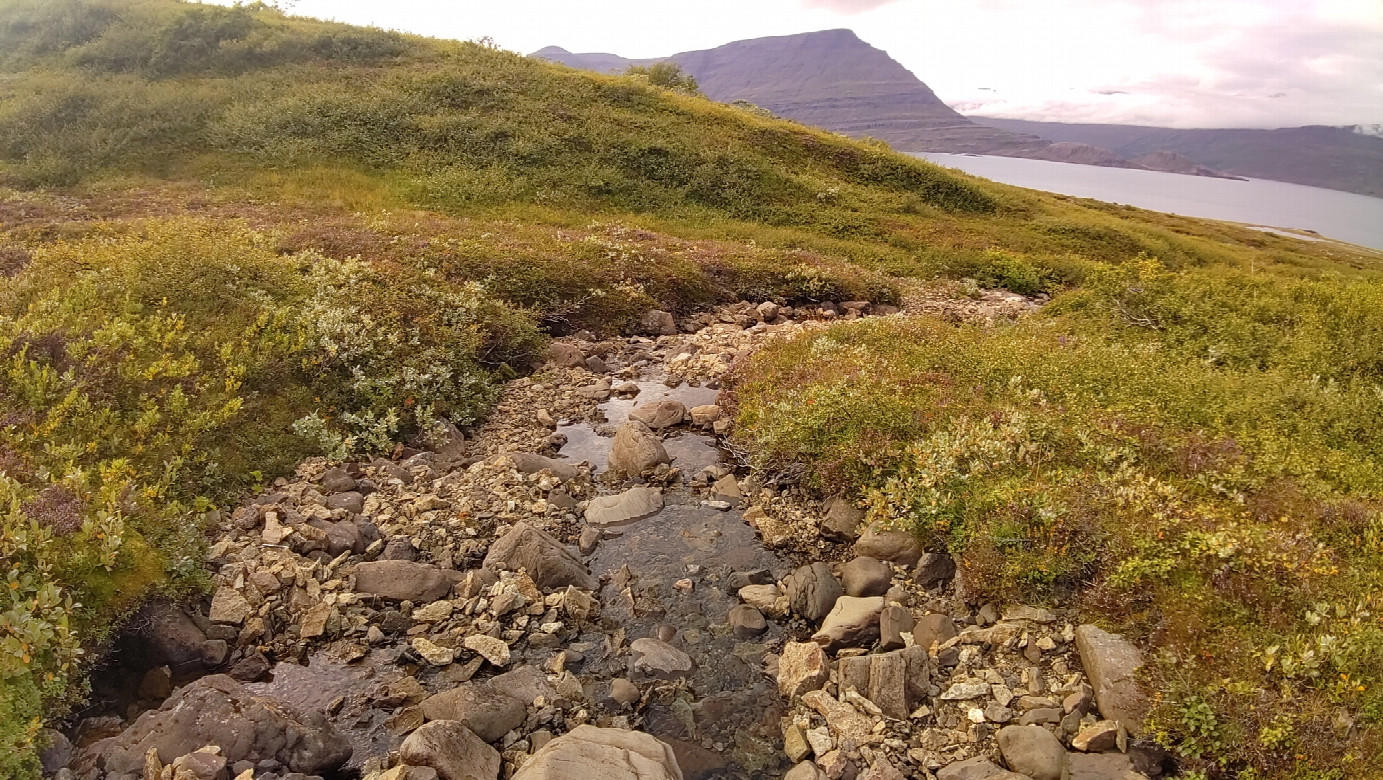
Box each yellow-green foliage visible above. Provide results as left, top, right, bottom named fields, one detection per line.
left=731, top=260, right=1383, bottom=776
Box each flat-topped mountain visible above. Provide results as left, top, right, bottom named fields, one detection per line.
left=534, top=30, right=1237, bottom=177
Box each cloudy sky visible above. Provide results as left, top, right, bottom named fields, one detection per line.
left=247, top=0, right=1382, bottom=128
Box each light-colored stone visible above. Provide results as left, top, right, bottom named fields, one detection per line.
left=935, top=757, right=1029, bottom=780
left=631, top=638, right=694, bottom=679
left=420, top=684, right=526, bottom=742
left=399, top=720, right=500, bottom=780
left=412, top=637, right=455, bottom=666
left=464, top=635, right=511, bottom=667
left=785, top=562, right=843, bottom=622
left=483, top=521, right=597, bottom=591
left=209, top=587, right=251, bottom=625
left=1074, top=624, right=1147, bottom=734
left=629, top=400, right=687, bottom=430
left=777, top=641, right=830, bottom=699
left=608, top=421, right=671, bottom=478
left=997, top=725, right=1068, bottom=780
left=810, top=596, right=884, bottom=651
left=512, top=725, right=683, bottom=780
left=801, top=690, right=873, bottom=741
left=852, top=526, right=922, bottom=566
left=354, top=560, right=453, bottom=602
left=840, top=556, right=892, bottom=598
left=585, top=487, right=664, bottom=527
left=1072, top=720, right=1123, bottom=753
left=1067, top=752, right=1145, bottom=780
left=688, top=405, right=722, bottom=427
left=413, top=600, right=455, bottom=624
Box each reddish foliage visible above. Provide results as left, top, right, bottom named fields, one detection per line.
left=20, top=485, right=86, bottom=535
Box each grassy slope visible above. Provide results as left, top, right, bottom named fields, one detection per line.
left=0, top=1, right=1380, bottom=777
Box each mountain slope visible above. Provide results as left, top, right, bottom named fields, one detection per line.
left=974, top=118, right=1383, bottom=197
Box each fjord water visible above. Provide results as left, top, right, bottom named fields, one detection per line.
left=919, top=153, right=1383, bottom=251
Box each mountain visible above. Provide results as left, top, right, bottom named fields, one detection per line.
left=533, top=31, right=1237, bottom=178
left=973, top=119, right=1383, bottom=197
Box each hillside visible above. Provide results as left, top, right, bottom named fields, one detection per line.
left=2, top=2, right=1383, bottom=779
left=974, top=119, right=1383, bottom=197
left=534, top=31, right=1237, bottom=178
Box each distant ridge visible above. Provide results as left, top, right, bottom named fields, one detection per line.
left=533, top=31, right=1239, bottom=179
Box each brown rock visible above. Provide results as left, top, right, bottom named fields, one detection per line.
left=607, top=421, right=671, bottom=478
left=778, top=641, right=830, bottom=699
left=1074, top=624, right=1147, bottom=734
left=353, top=560, right=452, bottom=602
left=399, top=720, right=500, bottom=780
left=852, top=526, right=922, bottom=566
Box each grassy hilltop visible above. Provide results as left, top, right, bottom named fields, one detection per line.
left=0, top=1, right=1381, bottom=777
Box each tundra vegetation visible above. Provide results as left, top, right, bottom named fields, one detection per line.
left=0, top=1, right=1379, bottom=777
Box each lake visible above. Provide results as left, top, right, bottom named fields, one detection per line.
left=918, top=153, right=1383, bottom=251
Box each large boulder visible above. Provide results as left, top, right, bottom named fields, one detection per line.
left=119, top=600, right=225, bottom=675
left=81, top=675, right=350, bottom=776
left=354, top=560, right=453, bottom=602
left=640, top=310, right=678, bottom=337
left=1074, top=624, right=1148, bottom=734
left=840, top=556, right=892, bottom=597
left=912, top=552, right=957, bottom=588
left=400, top=720, right=500, bottom=780
left=513, top=725, right=683, bottom=780
left=585, top=487, right=664, bottom=527
left=1067, top=752, right=1145, bottom=780
left=811, top=596, right=885, bottom=651
left=820, top=497, right=865, bottom=542
left=913, top=614, right=959, bottom=651
left=777, top=641, right=830, bottom=699
left=785, top=562, right=843, bottom=622
left=935, top=757, right=1029, bottom=780
left=607, top=421, right=670, bottom=478
left=420, top=684, right=527, bottom=742
left=852, top=526, right=922, bottom=566
left=483, top=521, right=598, bottom=591
left=628, top=401, right=687, bottom=430
left=996, top=725, right=1067, bottom=780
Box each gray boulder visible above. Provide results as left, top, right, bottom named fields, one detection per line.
left=513, top=725, right=683, bottom=780
left=840, top=556, right=892, bottom=597
left=82, top=675, right=350, bottom=776
left=996, top=725, right=1067, bottom=780
left=912, top=552, right=957, bottom=588
left=1068, top=752, right=1145, bottom=780
left=420, top=684, right=527, bottom=743
left=785, top=562, right=843, bottom=622
left=820, top=497, right=865, bottom=542
left=400, top=720, right=500, bottom=780
left=935, top=757, right=1029, bottom=780
left=483, top=521, right=597, bottom=591
left=325, top=491, right=364, bottom=514
left=852, top=526, right=922, bottom=566
left=913, top=613, right=959, bottom=651
left=640, top=310, right=678, bottom=337
left=607, top=421, right=671, bottom=478
left=508, top=452, right=581, bottom=482
left=629, top=400, right=687, bottom=430
left=320, top=468, right=357, bottom=493
left=354, top=560, right=453, bottom=602
left=1074, top=624, right=1148, bottom=733
left=811, top=596, right=885, bottom=651
left=728, top=604, right=767, bottom=639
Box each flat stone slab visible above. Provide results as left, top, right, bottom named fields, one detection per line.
left=585, top=487, right=664, bottom=527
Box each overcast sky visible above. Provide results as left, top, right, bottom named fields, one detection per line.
left=245, top=0, right=1382, bottom=128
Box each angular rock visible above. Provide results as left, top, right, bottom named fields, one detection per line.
left=512, top=725, right=682, bottom=780
left=852, top=527, right=922, bottom=566
left=585, top=487, right=664, bottom=527
left=1067, top=752, right=1145, bottom=780
left=483, top=521, right=597, bottom=591
left=549, top=342, right=587, bottom=368
left=688, top=405, right=722, bottom=427
left=1003, top=605, right=1057, bottom=623
left=709, top=474, right=742, bottom=506
left=228, top=651, right=271, bottom=683
left=384, top=536, right=419, bottom=561
left=508, top=453, right=581, bottom=482
left=640, top=310, right=677, bottom=337
left=400, top=720, right=500, bottom=780
left=786, top=762, right=826, bottom=780
left=879, top=605, right=914, bottom=651
left=811, top=596, right=884, bottom=651
left=629, top=400, right=687, bottom=430
left=420, top=684, right=526, bottom=742
left=785, top=562, right=843, bottom=622
left=631, top=638, right=694, bottom=679
left=209, top=587, right=251, bottom=625
left=935, top=757, right=1029, bottom=780
left=913, top=613, right=959, bottom=650
left=912, top=553, right=956, bottom=588
left=325, top=491, right=364, bottom=514
left=464, top=635, right=511, bottom=667
left=82, top=675, right=350, bottom=775
left=778, top=641, right=830, bottom=699
left=608, top=678, right=641, bottom=707
left=607, top=421, right=671, bottom=478
left=320, top=468, right=358, bottom=494
left=866, top=651, right=909, bottom=719
left=820, top=497, right=865, bottom=542
left=123, top=601, right=221, bottom=674
left=997, top=725, right=1068, bottom=780
left=412, top=637, right=455, bottom=666
left=801, top=690, right=873, bottom=741
left=1074, top=624, right=1147, bottom=733
left=1072, top=720, right=1123, bottom=753
left=354, top=560, right=452, bottom=602
left=840, top=556, right=892, bottom=598
left=728, top=604, right=767, bottom=639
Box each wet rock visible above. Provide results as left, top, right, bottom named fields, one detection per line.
left=912, top=553, right=957, bottom=588
left=138, top=666, right=173, bottom=701
left=840, top=556, right=892, bottom=598
left=1074, top=624, right=1147, bottom=733
left=820, top=497, right=865, bottom=542
left=39, top=729, right=72, bottom=775
left=778, top=642, right=830, bottom=699
left=464, top=635, right=511, bottom=667
left=508, top=452, right=581, bottom=482
left=852, top=527, right=922, bottom=567
left=577, top=378, right=613, bottom=401
left=228, top=651, right=271, bottom=683
left=878, top=605, right=914, bottom=651
left=786, top=562, right=843, bottom=622
left=728, top=604, right=767, bottom=639
left=608, top=420, right=672, bottom=478
left=483, top=521, right=598, bottom=591
left=420, top=685, right=526, bottom=742
left=513, top=725, right=682, bottom=780
left=935, top=757, right=1028, bottom=780
left=631, top=637, right=694, bottom=679
left=709, top=474, right=742, bottom=506
left=354, top=560, right=453, bottom=602
left=913, top=613, right=959, bottom=651
left=1067, top=752, right=1145, bottom=780
left=82, top=675, right=350, bottom=776
left=209, top=586, right=252, bottom=626
left=641, top=310, right=677, bottom=337
left=996, top=725, right=1068, bottom=780
left=629, top=400, right=687, bottom=430
left=811, top=596, right=884, bottom=651
left=400, top=720, right=500, bottom=780
left=325, top=491, right=364, bottom=514
left=549, top=343, right=586, bottom=368
left=585, top=487, right=664, bottom=527
left=124, top=601, right=223, bottom=674
left=320, top=468, right=357, bottom=494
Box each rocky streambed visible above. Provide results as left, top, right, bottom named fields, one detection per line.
left=44, top=293, right=1169, bottom=780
